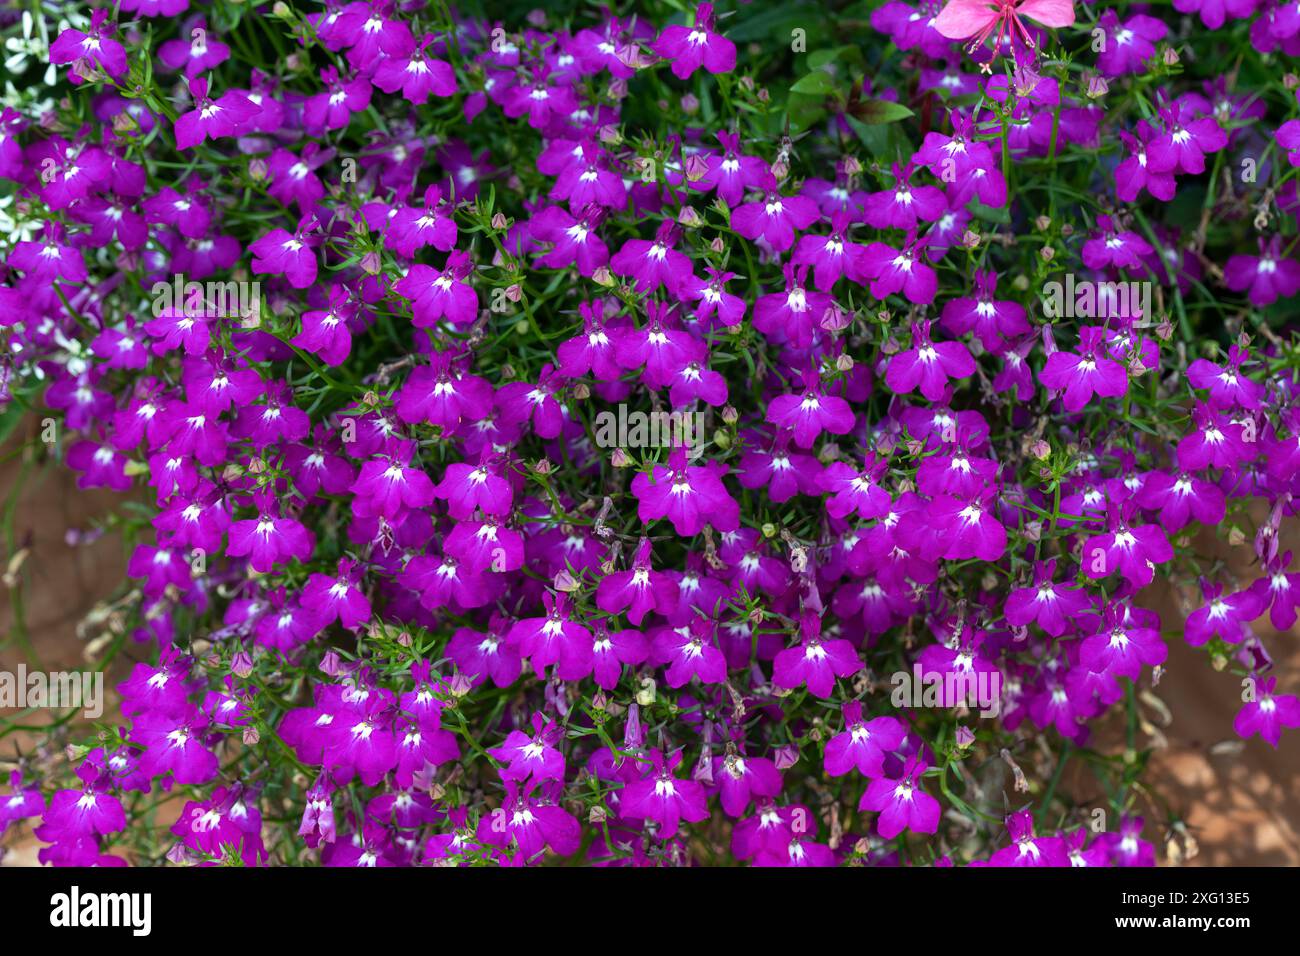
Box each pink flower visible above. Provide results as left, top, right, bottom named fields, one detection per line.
left=934, top=0, right=1075, bottom=49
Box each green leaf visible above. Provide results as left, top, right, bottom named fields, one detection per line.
left=789, top=71, right=836, bottom=95
left=970, top=200, right=1011, bottom=225
left=807, top=45, right=864, bottom=72
left=849, top=98, right=914, bottom=124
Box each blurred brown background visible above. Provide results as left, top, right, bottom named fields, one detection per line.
left=0, top=419, right=1296, bottom=865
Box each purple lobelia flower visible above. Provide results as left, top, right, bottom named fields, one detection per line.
left=372, top=33, right=457, bottom=103
left=863, top=162, right=947, bottom=231
left=1234, top=676, right=1300, bottom=747
left=387, top=183, right=458, bottom=257
left=611, top=220, right=693, bottom=296
left=1147, top=100, right=1228, bottom=177
left=496, top=363, right=567, bottom=440
left=791, top=211, right=868, bottom=292
left=1116, top=120, right=1177, bottom=202
left=766, top=367, right=855, bottom=448
left=1099, top=814, right=1156, bottom=867
left=772, top=613, right=863, bottom=698
left=1095, top=11, right=1168, bottom=77
left=302, top=559, right=372, bottom=630
left=926, top=486, right=1007, bottom=561
left=631, top=445, right=739, bottom=536
left=738, top=431, right=822, bottom=503
left=885, top=320, right=976, bottom=402
left=350, top=438, right=435, bottom=520
left=619, top=748, right=709, bottom=837
left=651, top=4, right=737, bottom=80
left=226, top=490, right=316, bottom=573
left=476, top=780, right=581, bottom=862
left=549, top=142, right=628, bottom=211
left=1135, top=469, right=1225, bottom=532
left=1172, top=0, right=1256, bottom=28
left=159, top=19, right=231, bottom=79
left=1039, top=325, right=1128, bottom=412
left=752, top=264, right=832, bottom=349
left=33, top=764, right=126, bottom=848
left=1, top=771, right=45, bottom=831
left=698, top=130, right=769, bottom=205
left=679, top=265, right=747, bottom=329
left=1176, top=402, right=1253, bottom=470
left=250, top=215, right=320, bottom=289
left=651, top=617, right=728, bottom=688
left=508, top=591, right=592, bottom=676
left=1080, top=602, right=1168, bottom=680
left=1224, top=234, right=1300, bottom=307
left=49, top=10, right=128, bottom=81
left=1246, top=551, right=1300, bottom=631
left=1081, top=215, right=1153, bottom=271
left=824, top=703, right=906, bottom=778
left=292, top=285, right=356, bottom=366
left=820, top=451, right=891, bottom=520
left=447, top=617, right=523, bottom=689
left=433, top=452, right=513, bottom=519
left=1184, top=580, right=1263, bottom=646
left=710, top=746, right=783, bottom=818
left=596, top=537, right=680, bottom=625
left=859, top=756, right=941, bottom=840
left=1083, top=500, right=1173, bottom=589
left=731, top=172, right=821, bottom=252
left=131, top=705, right=220, bottom=785
left=940, top=269, right=1030, bottom=350
left=1005, top=559, right=1091, bottom=637
left=395, top=350, right=495, bottom=430
left=394, top=249, right=478, bottom=328
left=1188, top=344, right=1264, bottom=409
left=531, top=202, right=610, bottom=276
left=174, top=76, right=258, bottom=150
left=488, top=713, right=566, bottom=783
left=858, top=231, right=938, bottom=304
left=988, top=810, right=1069, bottom=867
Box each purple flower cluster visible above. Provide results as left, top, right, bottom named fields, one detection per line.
left=1, top=0, right=1299, bottom=869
